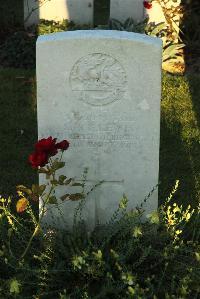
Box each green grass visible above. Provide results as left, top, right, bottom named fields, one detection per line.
left=160, top=73, right=200, bottom=207
left=0, top=69, right=200, bottom=208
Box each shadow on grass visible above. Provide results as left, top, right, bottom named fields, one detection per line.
left=0, top=68, right=38, bottom=198
left=159, top=73, right=200, bottom=208
left=159, top=110, right=196, bottom=207
left=177, top=0, right=200, bottom=207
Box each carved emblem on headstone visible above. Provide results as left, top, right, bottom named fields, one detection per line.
left=70, top=53, right=127, bottom=106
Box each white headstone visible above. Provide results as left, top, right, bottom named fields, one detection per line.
left=24, top=0, right=94, bottom=27
left=110, top=0, right=144, bottom=23
left=37, top=30, right=162, bottom=229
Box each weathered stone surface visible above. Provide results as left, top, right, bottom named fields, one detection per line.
left=37, top=30, right=162, bottom=229
left=110, top=0, right=144, bottom=23
left=24, top=0, right=93, bottom=27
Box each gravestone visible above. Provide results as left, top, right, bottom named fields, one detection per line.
left=37, top=30, right=162, bottom=229
left=24, top=0, right=94, bottom=27
left=110, top=0, right=144, bottom=23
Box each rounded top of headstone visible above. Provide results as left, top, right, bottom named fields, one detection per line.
left=37, top=30, right=162, bottom=48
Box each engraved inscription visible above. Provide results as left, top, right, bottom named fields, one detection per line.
left=64, top=117, right=141, bottom=151
left=70, top=53, right=127, bottom=106
left=39, top=111, right=143, bottom=152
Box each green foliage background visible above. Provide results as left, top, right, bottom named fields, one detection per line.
left=0, top=0, right=23, bottom=29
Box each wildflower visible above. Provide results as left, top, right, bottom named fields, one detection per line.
left=168, top=218, right=175, bottom=226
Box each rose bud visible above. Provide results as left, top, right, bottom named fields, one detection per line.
left=56, top=140, right=70, bottom=151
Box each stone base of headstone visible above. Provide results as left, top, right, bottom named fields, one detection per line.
left=110, top=0, right=144, bottom=23
left=24, top=0, right=94, bottom=27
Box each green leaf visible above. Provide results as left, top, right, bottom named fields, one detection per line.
left=32, top=184, right=38, bottom=194
left=133, top=226, right=142, bottom=238
left=46, top=173, right=51, bottom=180
left=71, top=182, right=84, bottom=187
left=109, top=18, right=124, bottom=31
left=93, top=250, right=102, bottom=261
left=16, top=185, right=32, bottom=195
left=9, top=279, right=21, bottom=294
left=195, top=252, right=200, bottom=262
left=39, top=184, right=46, bottom=195
left=32, top=184, right=45, bottom=195
left=124, top=17, right=135, bottom=29
left=48, top=196, right=57, bottom=204
left=128, top=286, right=135, bottom=295
left=38, top=167, right=48, bottom=174
left=58, top=175, right=67, bottom=184
left=64, top=178, right=72, bottom=185
left=60, top=193, right=85, bottom=201
left=50, top=179, right=59, bottom=186
left=60, top=194, right=70, bottom=201
left=119, top=194, right=128, bottom=209
left=148, top=211, right=160, bottom=224
left=163, top=44, right=184, bottom=62
left=150, top=22, right=166, bottom=36
left=52, top=159, right=65, bottom=171
left=68, top=193, right=85, bottom=201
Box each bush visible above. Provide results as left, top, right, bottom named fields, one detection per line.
left=181, top=0, right=200, bottom=46
left=0, top=31, right=36, bottom=69
left=0, top=138, right=199, bottom=298
left=0, top=186, right=199, bottom=298
left=0, top=20, right=92, bottom=70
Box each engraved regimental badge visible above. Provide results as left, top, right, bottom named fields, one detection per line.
left=70, top=53, right=127, bottom=106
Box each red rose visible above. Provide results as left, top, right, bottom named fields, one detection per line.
left=143, top=1, right=152, bottom=9
left=35, top=136, right=58, bottom=156
left=28, top=151, right=48, bottom=168
left=56, top=140, right=70, bottom=151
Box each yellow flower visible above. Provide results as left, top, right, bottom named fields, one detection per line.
left=168, top=216, right=175, bottom=226
left=16, top=198, right=29, bottom=213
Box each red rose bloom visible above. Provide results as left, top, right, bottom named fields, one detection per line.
left=56, top=140, right=70, bottom=151
left=29, top=151, right=48, bottom=168
left=35, top=136, right=58, bottom=156
left=143, top=1, right=152, bottom=9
